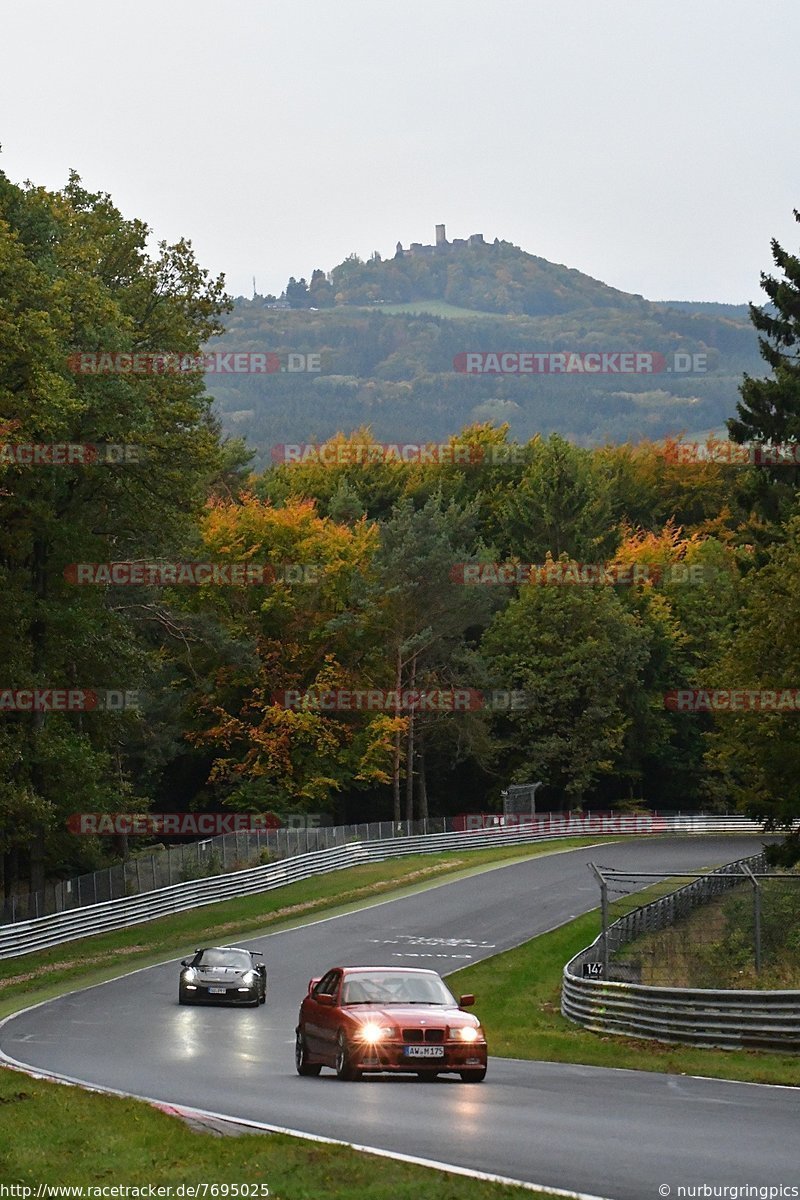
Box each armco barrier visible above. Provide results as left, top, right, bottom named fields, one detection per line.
left=561, top=852, right=800, bottom=1052
left=0, top=813, right=768, bottom=960
left=2, top=810, right=768, bottom=923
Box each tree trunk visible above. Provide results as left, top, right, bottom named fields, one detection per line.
left=392, top=645, right=402, bottom=823
left=404, top=655, right=417, bottom=823
left=28, top=536, right=49, bottom=896
left=417, top=735, right=428, bottom=820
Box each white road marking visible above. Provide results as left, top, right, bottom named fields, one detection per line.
left=391, top=952, right=473, bottom=960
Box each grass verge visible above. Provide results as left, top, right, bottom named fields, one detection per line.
left=448, top=909, right=800, bottom=1087
left=0, top=1067, right=561, bottom=1197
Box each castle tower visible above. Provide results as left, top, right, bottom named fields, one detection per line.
left=435, top=223, right=447, bottom=246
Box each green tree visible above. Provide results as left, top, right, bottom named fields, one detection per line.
left=729, top=210, right=800, bottom=454
left=358, top=494, right=493, bottom=821
left=481, top=580, right=649, bottom=806
left=0, top=169, right=229, bottom=896
left=704, top=516, right=800, bottom=863
left=728, top=210, right=800, bottom=530
left=493, top=434, right=617, bottom=561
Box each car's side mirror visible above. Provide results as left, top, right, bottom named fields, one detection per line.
left=308, top=977, right=320, bottom=994
left=316, top=993, right=336, bottom=1006
left=180, top=959, right=190, bottom=968
left=459, top=994, right=476, bottom=1007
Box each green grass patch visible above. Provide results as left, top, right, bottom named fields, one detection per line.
left=0, top=1066, right=562, bottom=1197
left=0, top=838, right=610, bottom=1020
left=448, top=909, right=800, bottom=1087
left=364, top=300, right=505, bottom=319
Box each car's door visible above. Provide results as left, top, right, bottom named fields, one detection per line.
left=303, top=969, right=339, bottom=1057
left=315, top=969, right=343, bottom=1063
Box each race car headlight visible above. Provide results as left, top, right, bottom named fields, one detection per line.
left=181, top=968, right=197, bottom=982
left=359, top=1023, right=395, bottom=1043
left=242, top=970, right=258, bottom=986
left=456, top=1026, right=480, bottom=1042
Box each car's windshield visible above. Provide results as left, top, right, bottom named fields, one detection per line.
left=196, top=948, right=252, bottom=969
left=341, top=972, right=456, bottom=1005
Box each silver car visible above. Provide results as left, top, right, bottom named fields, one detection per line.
left=178, top=945, right=267, bottom=1007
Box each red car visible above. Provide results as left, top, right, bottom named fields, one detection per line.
left=295, top=965, right=488, bottom=1082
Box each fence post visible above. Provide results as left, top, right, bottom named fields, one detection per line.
left=589, top=862, right=609, bottom=977
left=741, top=863, right=762, bottom=974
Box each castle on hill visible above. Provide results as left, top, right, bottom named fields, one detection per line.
left=395, top=224, right=488, bottom=258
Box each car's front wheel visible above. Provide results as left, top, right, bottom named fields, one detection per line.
left=459, top=1068, right=486, bottom=1083
left=178, top=987, right=193, bottom=1006
left=295, top=1032, right=322, bottom=1077
left=335, top=1031, right=361, bottom=1081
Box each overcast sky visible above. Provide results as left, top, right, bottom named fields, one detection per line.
left=2, top=0, right=798, bottom=303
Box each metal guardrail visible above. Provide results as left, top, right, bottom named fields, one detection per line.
left=1, top=810, right=767, bottom=923
left=561, top=853, right=800, bottom=1052
left=0, top=813, right=769, bottom=961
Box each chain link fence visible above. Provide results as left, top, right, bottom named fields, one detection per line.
left=1, top=810, right=774, bottom=926
left=586, top=857, right=800, bottom=988
left=1, top=818, right=453, bottom=923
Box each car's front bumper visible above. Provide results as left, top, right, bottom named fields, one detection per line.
left=350, top=1041, right=488, bottom=1073
left=181, top=984, right=260, bottom=1004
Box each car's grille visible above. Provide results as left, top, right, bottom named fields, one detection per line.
left=402, top=1028, right=445, bottom=1043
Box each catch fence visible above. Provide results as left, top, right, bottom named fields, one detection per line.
left=0, top=811, right=767, bottom=926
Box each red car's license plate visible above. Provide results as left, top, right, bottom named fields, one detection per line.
left=404, top=1045, right=444, bottom=1058
left=208, top=987, right=226, bottom=994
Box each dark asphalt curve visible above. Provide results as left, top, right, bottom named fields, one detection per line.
left=2, top=837, right=797, bottom=1200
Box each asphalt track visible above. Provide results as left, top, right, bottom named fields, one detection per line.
left=2, top=836, right=798, bottom=1200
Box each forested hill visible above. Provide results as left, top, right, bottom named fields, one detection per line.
left=323, top=238, right=643, bottom=315
left=205, top=236, right=761, bottom=467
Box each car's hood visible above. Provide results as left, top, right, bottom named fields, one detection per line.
left=348, top=1005, right=479, bottom=1029
left=191, top=967, right=251, bottom=983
